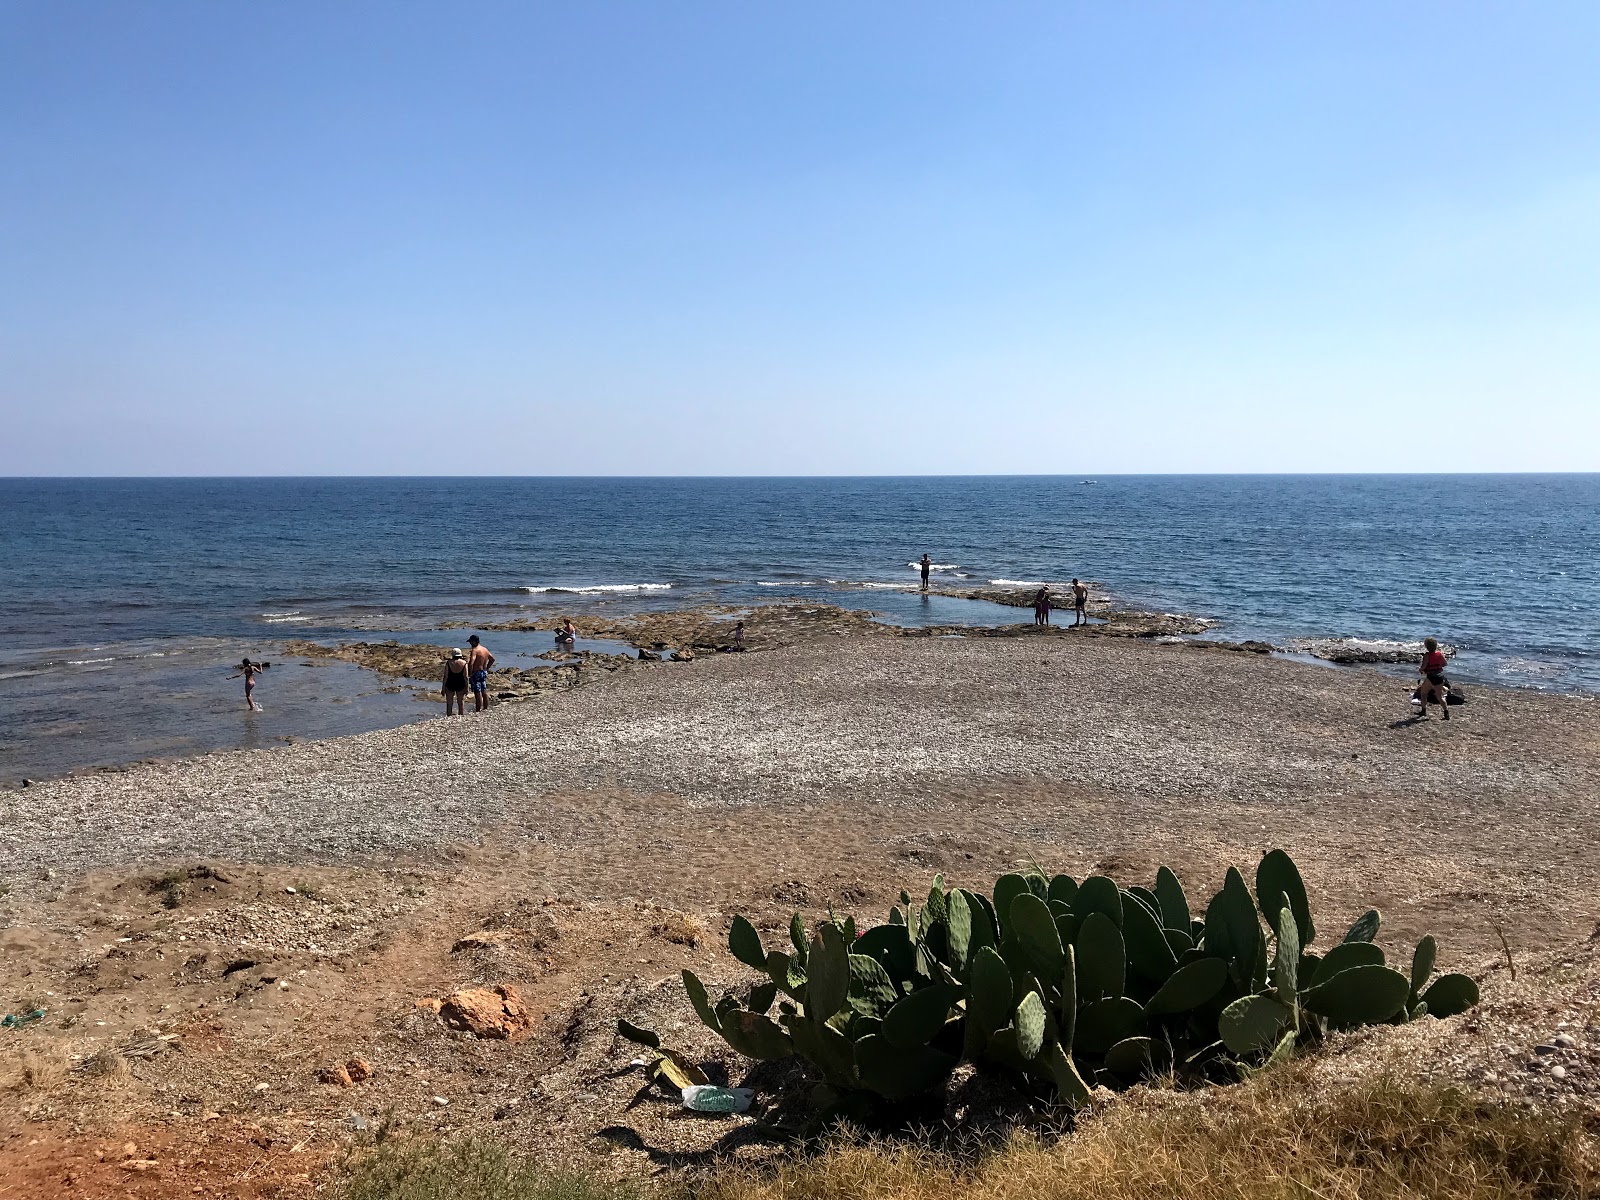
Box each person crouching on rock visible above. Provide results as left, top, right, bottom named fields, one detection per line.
left=1033, top=586, right=1052, bottom=627
left=1415, top=637, right=1451, bottom=720
left=442, top=648, right=470, bottom=717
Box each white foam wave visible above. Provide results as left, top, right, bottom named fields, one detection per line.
left=521, top=583, right=673, bottom=595
left=860, top=582, right=911, bottom=589
left=261, top=611, right=301, bottom=618
left=262, top=615, right=315, bottom=623
left=67, top=657, right=116, bottom=665
left=757, top=581, right=819, bottom=587
left=989, top=579, right=1043, bottom=587
left=908, top=561, right=962, bottom=571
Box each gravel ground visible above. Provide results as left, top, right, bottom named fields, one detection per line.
left=2, top=632, right=1597, bottom=922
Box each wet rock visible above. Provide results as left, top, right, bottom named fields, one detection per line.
left=439, top=984, right=534, bottom=1040
left=1296, top=637, right=1455, bottom=665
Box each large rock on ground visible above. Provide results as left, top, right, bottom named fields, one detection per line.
left=439, top=985, right=534, bottom=1039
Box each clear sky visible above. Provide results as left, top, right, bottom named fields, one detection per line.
left=3, top=2, right=1597, bottom=475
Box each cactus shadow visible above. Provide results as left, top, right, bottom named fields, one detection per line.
left=593, top=1121, right=789, bottom=1166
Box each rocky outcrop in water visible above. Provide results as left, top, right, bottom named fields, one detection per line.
left=1296, top=637, right=1455, bottom=665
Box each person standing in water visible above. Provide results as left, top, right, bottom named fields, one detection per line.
left=467, top=634, right=495, bottom=713
left=1071, top=578, right=1089, bottom=626
left=1033, top=586, right=1052, bottom=626
left=231, top=657, right=266, bottom=711
left=920, top=553, right=932, bottom=590
left=442, top=648, right=470, bottom=717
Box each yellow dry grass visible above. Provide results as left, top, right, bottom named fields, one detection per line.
left=692, top=1066, right=1598, bottom=1200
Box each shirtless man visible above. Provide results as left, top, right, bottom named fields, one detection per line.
left=1071, top=578, right=1089, bottom=626
left=919, top=553, right=932, bottom=590
left=467, top=634, right=495, bottom=712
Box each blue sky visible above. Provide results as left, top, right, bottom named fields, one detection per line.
left=3, top=2, right=1597, bottom=474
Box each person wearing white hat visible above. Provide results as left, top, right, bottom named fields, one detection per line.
left=441, top=648, right=470, bottom=717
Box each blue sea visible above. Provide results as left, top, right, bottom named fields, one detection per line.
left=1, top=476, right=1595, bottom=784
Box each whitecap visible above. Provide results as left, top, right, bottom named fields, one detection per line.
left=757, top=581, right=818, bottom=587
left=989, top=579, right=1044, bottom=587
left=262, top=615, right=315, bottom=623
left=522, top=583, right=673, bottom=595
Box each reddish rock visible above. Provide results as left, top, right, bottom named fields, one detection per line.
left=319, top=1064, right=353, bottom=1087
left=439, top=985, right=533, bottom=1039
left=345, top=1057, right=374, bottom=1082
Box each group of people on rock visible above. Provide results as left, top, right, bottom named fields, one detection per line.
left=1031, top=581, right=1090, bottom=627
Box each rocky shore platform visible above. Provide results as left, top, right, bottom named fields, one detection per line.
left=0, top=623, right=1596, bottom=1196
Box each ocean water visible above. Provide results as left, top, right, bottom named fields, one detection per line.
left=1, top=475, right=1594, bottom=783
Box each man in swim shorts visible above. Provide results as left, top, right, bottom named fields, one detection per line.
left=920, top=553, right=932, bottom=590
left=1071, top=578, right=1089, bottom=626
left=467, top=634, right=495, bottom=712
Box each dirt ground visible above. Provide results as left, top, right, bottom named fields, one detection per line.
left=2, top=632, right=1598, bottom=1197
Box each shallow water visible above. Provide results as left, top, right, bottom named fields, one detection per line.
left=2, top=475, right=1594, bottom=782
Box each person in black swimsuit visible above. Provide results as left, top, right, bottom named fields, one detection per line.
left=919, top=553, right=932, bottom=590
left=442, top=648, right=469, bottom=717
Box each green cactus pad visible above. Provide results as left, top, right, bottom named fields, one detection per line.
left=1048, top=874, right=1079, bottom=906
left=1419, top=973, right=1479, bottom=1019
left=888, top=907, right=905, bottom=926
left=720, top=1009, right=794, bottom=1061
left=1272, top=905, right=1300, bottom=1010
left=1046, top=1041, right=1092, bottom=1107
left=790, top=912, right=810, bottom=959
left=1409, top=936, right=1437, bottom=998
left=1308, top=940, right=1385, bottom=987
left=1205, top=867, right=1262, bottom=989
left=806, top=925, right=850, bottom=1021
left=1143, top=955, right=1228, bottom=1015
left=1075, top=912, right=1126, bottom=1002
left=848, top=954, right=899, bottom=1017
left=1014, top=990, right=1047, bottom=1060
left=970, top=892, right=1000, bottom=944
left=748, top=980, right=778, bottom=1014
left=1342, top=908, right=1381, bottom=943
left=1302, top=963, right=1411, bottom=1027
left=1071, top=874, right=1124, bottom=927
left=993, top=873, right=1030, bottom=933
left=1154, top=865, right=1191, bottom=931
left=1122, top=888, right=1179, bottom=983
left=882, top=983, right=956, bottom=1049
left=1164, top=927, right=1194, bottom=956
left=729, top=914, right=767, bottom=972
left=1125, top=886, right=1163, bottom=922
left=1254, top=849, right=1315, bottom=946
left=683, top=968, right=721, bottom=1032
left=1054, top=913, right=1080, bottom=948
left=787, top=1013, right=858, bottom=1087
left=969, top=945, right=1014, bottom=1035
left=855, top=922, right=917, bottom=984
left=1008, top=891, right=1065, bottom=981
left=1074, top=996, right=1146, bottom=1055
left=1057, top=944, right=1078, bottom=1049
left=945, top=889, right=974, bottom=972
left=855, top=1033, right=957, bottom=1100
left=1268, top=1027, right=1298, bottom=1064
left=925, top=883, right=949, bottom=927
left=1103, top=1036, right=1162, bottom=1079
left=1219, top=993, right=1293, bottom=1055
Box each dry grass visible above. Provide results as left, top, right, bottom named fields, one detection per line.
left=693, top=1067, right=1598, bottom=1200
left=652, top=912, right=705, bottom=948
left=77, top=1047, right=132, bottom=1085
left=5, top=1050, right=67, bottom=1093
